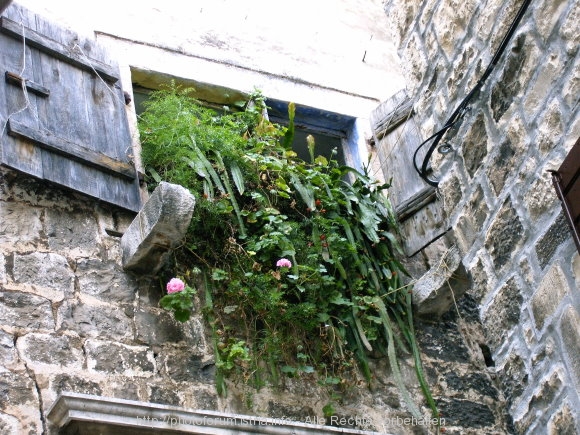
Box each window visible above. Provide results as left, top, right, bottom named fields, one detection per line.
left=131, top=74, right=365, bottom=173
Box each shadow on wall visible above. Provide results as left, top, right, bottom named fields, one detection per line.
left=0, top=0, right=12, bottom=15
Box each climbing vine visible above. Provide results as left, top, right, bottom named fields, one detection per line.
left=138, top=84, right=438, bottom=420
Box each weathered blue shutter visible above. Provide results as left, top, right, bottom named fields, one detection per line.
left=0, top=4, right=141, bottom=211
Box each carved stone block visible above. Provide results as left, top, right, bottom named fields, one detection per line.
left=121, top=182, right=195, bottom=275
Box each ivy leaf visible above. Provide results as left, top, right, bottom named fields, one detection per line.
left=173, top=308, right=191, bottom=322
left=322, top=403, right=336, bottom=417
left=212, top=269, right=228, bottom=281
left=159, top=289, right=194, bottom=323
left=314, top=155, right=328, bottom=166
left=329, top=294, right=353, bottom=306
left=281, top=365, right=297, bottom=375
left=366, top=315, right=383, bottom=324
left=275, top=178, right=291, bottom=193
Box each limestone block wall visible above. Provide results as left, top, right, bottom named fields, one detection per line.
left=1, top=1, right=573, bottom=433
left=0, top=163, right=513, bottom=434
left=0, top=1, right=509, bottom=433
left=0, top=169, right=218, bottom=434
left=384, top=0, right=580, bottom=432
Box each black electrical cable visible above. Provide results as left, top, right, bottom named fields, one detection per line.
left=413, top=0, right=533, bottom=187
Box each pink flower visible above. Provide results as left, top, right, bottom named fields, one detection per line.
left=166, top=278, right=185, bottom=294
left=276, top=258, right=292, bottom=268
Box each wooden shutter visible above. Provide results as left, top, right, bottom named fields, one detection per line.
left=370, top=90, right=447, bottom=256
left=551, top=136, right=580, bottom=254
left=0, top=4, right=141, bottom=211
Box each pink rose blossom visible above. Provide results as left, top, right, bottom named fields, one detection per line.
left=166, top=278, right=185, bottom=294
left=276, top=258, right=292, bottom=268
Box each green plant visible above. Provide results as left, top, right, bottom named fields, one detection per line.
left=322, top=402, right=336, bottom=418
left=159, top=278, right=196, bottom=322
left=216, top=339, right=251, bottom=372
left=139, top=84, right=438, bottom=422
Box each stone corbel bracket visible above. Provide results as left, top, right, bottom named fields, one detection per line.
left=121, top=182, right=195, bottom=275
left=412, top=245, right=470, bottom=317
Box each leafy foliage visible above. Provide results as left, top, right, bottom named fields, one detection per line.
left=159, top=283, right=196, bottom=322
left=139, top=84, right=437, bottom=419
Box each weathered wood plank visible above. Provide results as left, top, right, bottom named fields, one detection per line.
left=1, top=136, right=44, bottom=177
left=373, top=99, right=415, bottom=140
left=374, top=115, right=427, bottom=206
left=0, top=16, right=119, bottom=83
left=30, top=6, right=140, bottom=211
left=370, top=89, right=409, bottom=134
left=395, top=186, right=437, bottom=222
left=40, top=149, right=142, bottom=212
left=34, top=16, right=93, bottom=153
left=7, top=119, right=136, bottom=180
left=398, top=196, right=448, bottom=257
left=84, top=73, right=130, bottom=159
left=5, top=71, right=50, bottom=97
left=0, top=6, right=35, bottom=121
left=0, top=6, right=43, bottom=178
left=33, top=15, right=131, bottom=160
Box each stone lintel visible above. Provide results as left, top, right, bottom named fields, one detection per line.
left=121, top=182, right=195, bottom=274
left=47, top=392, right=385, bottom=435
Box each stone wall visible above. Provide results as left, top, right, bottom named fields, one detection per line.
left=384, top=0, right=580, bottom=432
left=0, top=169, right=218, bottom=434
left=1, top=0, right=572, bottom=433
left=0, top=164, right=511, bottom=434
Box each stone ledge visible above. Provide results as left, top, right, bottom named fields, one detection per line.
left=47, top=392, right=386, bottom=435
left=121, top=182, right=195, bottom=275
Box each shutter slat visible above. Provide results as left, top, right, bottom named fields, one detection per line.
left=0, top=16, right=119, bottom=83
left=5, top=71, right=50, bottom=97
left=7, top=119, right=136, bottom=180
left=395, top=186, right=437, bottom=222
left=373, top=99, right=414, bottom=140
